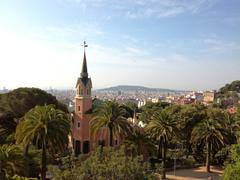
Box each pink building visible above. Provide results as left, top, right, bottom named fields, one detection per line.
left=72, top=43, right=119, bottom=156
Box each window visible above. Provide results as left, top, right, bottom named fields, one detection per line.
left=115, top=140, right=118, bottom=145
left=78, top=106, right=80, bottom=111
left=74, top=140, right=81, bottom=156
left=87, top=89, right=89, bottom=95
left=77, top=122, right=80, bottom=128
left=83, top=141, right=90, bottom=154
left=80, top=89, right=83, bottom=95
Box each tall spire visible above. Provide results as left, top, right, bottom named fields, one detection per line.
left=81, top=41, right=88, bottom=78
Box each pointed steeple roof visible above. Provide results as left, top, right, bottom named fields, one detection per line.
left=81, top=50, right=88, bottom=78
left=77, top=41, right=90, bottom=86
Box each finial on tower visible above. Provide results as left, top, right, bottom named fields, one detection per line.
left=81, top=41, right=88, bottom=78
left=82, top=41, right=88, bottom=51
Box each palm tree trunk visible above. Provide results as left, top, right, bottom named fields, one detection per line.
left=157, top=137, right=162, bottom=159
left=109, top=127, right=113, bottom=147
left=161, top=142, right=167, bottom=180
left=41, top=138, right=47, bottom=180
left=0, top=164, right=5, bottom=180
left=23, top=144, right=29, bottom=157
left=206, top=140, right=210, bottom=173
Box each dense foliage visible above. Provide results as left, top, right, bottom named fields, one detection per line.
left=217, top=80, right=240, bottom=108
left=0, top=88, right=71, bottom=179
left=16, top=105, right=70, bottom=180
left=0, top=88, right=68, bottom=116
left=90, top=101, right=132, bottom=146
left=223, top=144, right=240, bottom=179
left=0, top=144, right=25, bottom=180
left=50, top=147, right=156, bottom=180
left=220, top=80, right=240, bottom=93
left=0, top=83, right=240, bottom=179
left=0, top=88, right=68, bottom=144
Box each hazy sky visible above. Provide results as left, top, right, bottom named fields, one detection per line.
left=0, top=0, right=240, bottom=90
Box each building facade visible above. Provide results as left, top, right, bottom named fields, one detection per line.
left=72, top=44, right=117, bottom=156
left=72, top=48, right=93, bottom=155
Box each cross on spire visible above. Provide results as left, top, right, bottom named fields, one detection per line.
left=82, top=41, right=88, bottom=51
left=81, top=41, right=88, bottom=79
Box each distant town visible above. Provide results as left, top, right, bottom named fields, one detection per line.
left=2, top=84, right=237, bottom=113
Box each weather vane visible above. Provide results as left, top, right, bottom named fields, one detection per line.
left=82, top=41, right=88, bottom=51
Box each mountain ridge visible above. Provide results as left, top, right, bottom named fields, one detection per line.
left=96, top=85, right=187, bottom=92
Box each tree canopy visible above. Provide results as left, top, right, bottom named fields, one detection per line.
left=0, top=88, right=68, bottom=144
left=219, top=80, right=240, bottom=93
left=0, top=88, right=68, bottom=116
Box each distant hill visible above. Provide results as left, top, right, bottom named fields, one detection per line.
left=96, top=85, right=183, bottom=92
left=219, top=80, right=240, bottom=93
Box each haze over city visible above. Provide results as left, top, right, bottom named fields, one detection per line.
left=0, top=0, right=240, bottom=90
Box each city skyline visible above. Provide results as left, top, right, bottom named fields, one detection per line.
left=0, top=0, right=240, bottom=90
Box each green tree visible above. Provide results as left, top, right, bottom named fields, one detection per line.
left=0, top=88, right=68, bottom=144
left=0, top=112, right=17, bottom=144
left=176, top=104, right=206, bottom=157
left=222, top=111, right=240, bottom=144
left=145, top=110, right=178, bottom=179
left=121, top=101, right=138, bottom=119
left=191, top=109, right=225, bottom=172
left=90, top=101, right=132, bottom=147
left=50, top=147, right=156, bottom=180
left=15, top=105, right=70, bottom=180
left=223, top=143, right=240, bottom=180
left=0, top=144, right=25, bottom=180
left=124, top=127, right=155, bottom=158
left=219, top=80, right=240, bottom=93
left=139, top=102, right=170, bottom=124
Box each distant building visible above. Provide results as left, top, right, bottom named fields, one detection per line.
left=192, top=92, right=203, bottom=102
left=138, top=100, right=146, bottom=108
left=118, top=90, right=121, bottom=96
left=151, top=98, right=159, bottom=103
left=203, top=91, right=215, bottom=103
left=176, top=97, right=194, bottom=105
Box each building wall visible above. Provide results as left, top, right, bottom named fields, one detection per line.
left=203, top=91, right=215, bottom=103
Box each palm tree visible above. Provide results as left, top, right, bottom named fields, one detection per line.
left=124, top=127, right=155, bottom=158
left=191, top=118, right=225, bottom=172
left=0, top=144, right=24, bottom=180
left=145, top=110, right=178, bottom=179
left=121, top=102, right=138, bottom=119
left=222, top=112, right=240, bottom=144
left=15, top=105, right=70, bottom=180
left=0, top=112, right=17, bottom=144
left=90, top=101, right=132, bottom=147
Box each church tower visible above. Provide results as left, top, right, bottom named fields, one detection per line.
left=72, top=41, right=92, bottom=155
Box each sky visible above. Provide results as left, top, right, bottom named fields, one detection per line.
left=0, top=0, right=240, bottom=91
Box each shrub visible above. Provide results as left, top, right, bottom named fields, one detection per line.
left=50, top=147, right=157, bottom=180
left=223, top=144, right=240, bottom=180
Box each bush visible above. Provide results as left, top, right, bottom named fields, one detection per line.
left=223, top=144, right=240, bottom=180
left=223, top=162, right=240, bottom=180
left=181, top=156, right=196, bottom=167
left=50, top=147, right=157, bottom=180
